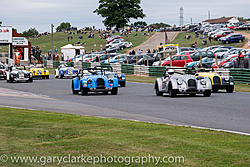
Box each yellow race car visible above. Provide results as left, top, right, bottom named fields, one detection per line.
left=195, top=72, right=234, bottom=93
left=28, top=67, right=50, bottom=79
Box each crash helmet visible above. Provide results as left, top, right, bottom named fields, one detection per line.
left=167, top=69, right=175, bottom=75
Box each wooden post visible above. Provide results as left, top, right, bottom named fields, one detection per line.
left=147, top=56, right=149, bottom=66
left=159, top=58, right=162, bottom=66
left=185, top=55, right=187, bottom=67
left=126, top=55, right=128, bottom=64
left=200, top=55, right=202, bottom=67
left=215, top=54, right=219, bottom=68
left=136, top=55, right=138, bottom=65
left=170, top=54, right=172, bottom=67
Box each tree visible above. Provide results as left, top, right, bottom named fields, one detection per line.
left=132, top=21, right=147, bottom=28
left=94, top=0, right=146, bottom=30
left=149, top=23, right=171, bottom=29
left=56, top=22, right=71, bottom=32
left=22, top=28, right=39, bottom=37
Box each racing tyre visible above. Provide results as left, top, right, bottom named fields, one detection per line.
left=3, top=76, right=6, bottom=80
left=29, top=78, right=33, bottom=83
left=203, top=90, right=211, bottom=97
left=59, top=75, right=64, bottom=79
left=120, top=82, right=126, bottom=87
left=212, top=88, right=219, bottom=93
left=111, top=87, right=118, bottom=95
left=80, top=82, right=88, bottom=96
left=226, top=86, right=234, bottom=93
left=155, top=82, right=163, bottom=96
left=72, top=81, right=79, bottom=94
left=169, top=89, right=176, bottom=98
left=46, top=75, right=50, bottom=79
left=9, top=77, right=14, bottom=83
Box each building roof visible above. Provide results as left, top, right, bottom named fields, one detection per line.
left=203, top=17, right=235, bottom=24
left=61, top=44, right=84, bottom=49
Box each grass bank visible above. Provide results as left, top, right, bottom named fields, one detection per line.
left=0, top=107, right=249, bottom=167
left=171, top=32, right=246, bottom=48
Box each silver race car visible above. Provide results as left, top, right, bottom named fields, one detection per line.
left=6, top=67, right=33, bottom=83
left=154, top=69, right=212, bottom=97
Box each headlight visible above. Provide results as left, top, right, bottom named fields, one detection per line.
left=88, top=78, right=92, bottom=83
left=108, top=79, right=113, bottom=83
left=177, top=79, right=183, bottom=85
left=200, top=79, right=206, bottom=85
left=224, top=77, right=230, bottom=81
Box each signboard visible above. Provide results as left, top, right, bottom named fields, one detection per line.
left=13, top=37, right=28, bottom=46
left=0, top=26, right=12, bottom=43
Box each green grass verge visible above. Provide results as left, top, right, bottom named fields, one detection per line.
left=0, top=107, right=250, bottom=167
left=171, top=32, right=246, bottom=48
left=126, top=75, right=250, bottom=92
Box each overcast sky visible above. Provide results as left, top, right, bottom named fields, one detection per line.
left=1, top=0, right=250, bottom=33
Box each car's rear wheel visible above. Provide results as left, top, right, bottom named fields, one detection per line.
left=203, top=90, right=211, bottom=97
left=111, top=87, right=118, bottom=95
left=46, top=75, right=50, bottom=79
left=120, top=82, right=126, bottom=87
left=29, top=78, right=33, bottom=83
left=72, top=81, right=79, bottom=94
left=226, top=86, right=234, bottom=93
left=212, top=88, right=219, bottom=93
left=169, top=89, right=176, bottom=97
left=155, top=82, right=163, bottom=96
left=60, top=75, right=64, bottom=79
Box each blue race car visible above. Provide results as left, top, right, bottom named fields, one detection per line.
left=55, top=64, right=80, bottom=79
left=72, top=68, right=119, bottom=95
left=98, top=66, right=126, bottom=87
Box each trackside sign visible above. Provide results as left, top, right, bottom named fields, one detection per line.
left=0, top=26, right=12, bottom=43
left=13, top=37, right=28, bottom=46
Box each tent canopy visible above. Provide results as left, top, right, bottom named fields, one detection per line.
left=61, top=44, right=84, bottom=49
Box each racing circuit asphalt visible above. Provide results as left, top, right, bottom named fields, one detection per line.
left=0, top=76, right=250, bottom=134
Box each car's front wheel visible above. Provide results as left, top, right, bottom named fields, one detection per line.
left=203, top=90, right=211, bottom=97
left=72, top=81, right=79, bottom=95
left=120, top=82, right=126, bottom=87
left=111, top=87, right=118, bottom=95
left=80, top=82, right=88, bottom=96
left=226, top=86, right=234, bottom=93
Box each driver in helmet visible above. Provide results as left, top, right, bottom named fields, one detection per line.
left=163, top=69, right=175, bottom=82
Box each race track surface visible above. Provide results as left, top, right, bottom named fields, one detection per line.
left=0, top=76, right=250, bottom=134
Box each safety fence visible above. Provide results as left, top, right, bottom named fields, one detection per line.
left=45, top=61, right=250, bottom=84
left=230, top=68, right=250, bottom=84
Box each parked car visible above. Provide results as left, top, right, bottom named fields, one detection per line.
left=195, top=72, right=234, bottom=93
left=55, top=64, right=80, bottom=79
left=154, top=69, right=212, bottom=97
left=213, top=31, right=232, bottom=40
left=212, top=54, right=238, bottom=68
left=220, top=33, right=245, bottom=44
left=6, top=67, right=33, bottom=83
left=162, top=55, right=193, bottom=67
left=72, top=68, right=119, bottom=95
left=104, top=54, right=127, bottom=64
left=186, top=57, right=215, bottom=68
left=190, top=51, right=214, bottom=61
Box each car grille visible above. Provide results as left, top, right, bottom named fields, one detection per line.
left=213, top=76, right=221, bottom=85
left=97, top=78, right=105, bottom=88
left=188, top=79, right=197, bottom=88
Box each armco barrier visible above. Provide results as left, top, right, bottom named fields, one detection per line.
left=230, top=68, right=250, bottom=84
left=82, top=62, right=91, bottom=69
left=53, top=61, right=60, bottom=68
left=121, top=64, right=134, bottom=75
left=149, top=66, right=165, bottom=77
left=66, top=61, right=74, bottom=67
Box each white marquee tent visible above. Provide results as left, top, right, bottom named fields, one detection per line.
left=61, top=44, right=85, bottom=61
